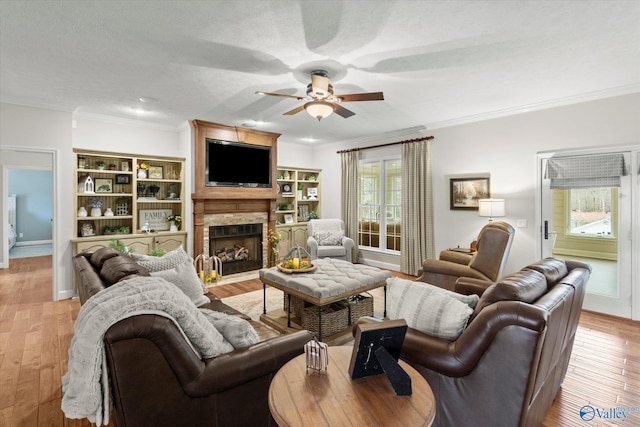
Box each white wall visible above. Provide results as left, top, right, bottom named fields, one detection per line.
left=1, top=103, right=72, bottom=299
left=311, top=93, right=640, bottom=275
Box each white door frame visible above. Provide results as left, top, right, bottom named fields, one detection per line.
left=1, top=146, right=58, bottom=301
left=536, top=144, right=640, bottom=320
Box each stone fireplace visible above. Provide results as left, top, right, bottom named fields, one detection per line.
left=201, top=211, right=270, bottom=275
left=190, top=119, right=280, bottom=276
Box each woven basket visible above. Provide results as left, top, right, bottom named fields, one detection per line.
left=301, top=302, right=349, bottom=336
left=283, top=293, right=305, bottom=318
left=347, top=293, right=374, bottom=323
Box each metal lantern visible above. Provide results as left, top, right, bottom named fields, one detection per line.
left=281, top=244, right=312, bottom=270
left=116, top=197, right=129, bottom=216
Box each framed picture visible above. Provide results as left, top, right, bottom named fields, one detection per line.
left=121, top=161, right=130, bottom=171
left=282, top=184, right=292, bottom=195
left=115, top=174, right=130, bottom=184
left=450, top=177, right=490, bottom=210
left=307, top=187, right=318, bottom=197
left=139, top=209, right=172, bottom=231
left=349, top=319, right=407, bottom=379
left=284, top=214, right=294, bottom=224
left=95, top=178, right=113, bottom=193
left=79, top=220, right=96, bottom=237
left=148, top=166, right=163, bottom=179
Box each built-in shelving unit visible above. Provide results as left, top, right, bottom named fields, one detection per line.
left=72, top=149, right=186, bottom=254
left=275, top=166, right=321, bottom=253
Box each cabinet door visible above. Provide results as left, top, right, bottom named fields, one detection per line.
left=76, top=240, right=110, bottom=254
left=121, top=237, right=154, bottom=255
left=155, top=235, right=186, bottom=252
left=276, top=226, right=293, bottom=255
left=292, top=225, right=308, bottom=250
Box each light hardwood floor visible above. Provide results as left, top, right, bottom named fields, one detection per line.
left=0, top=256, right=638, bottom=426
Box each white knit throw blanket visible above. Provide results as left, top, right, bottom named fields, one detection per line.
left=61, top=276, right=234, bottom=426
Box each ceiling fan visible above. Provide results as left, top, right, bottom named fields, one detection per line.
left=256, top=70, right=384, bottom=121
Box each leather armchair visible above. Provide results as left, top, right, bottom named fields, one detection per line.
left=417, top=221, right=515, bottom=292
left=306, top=219, right=355, bottom=262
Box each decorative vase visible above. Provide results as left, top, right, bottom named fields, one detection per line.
left=104, top=208, right=114, bottom=217
left=138, top=169, right=147, bottom=179
left=149, top=185, right=160, bottom=195
left=90, top=207, right=102, bottom=217
left=137, top=182, right=146, bottom=194
left=270, top=248, right=279, bottom=268
left=97, top=165, right=105, bottom=171
left=77, top=207, right=87, bottom=217
left=297, top=190, right=303, bottom=200
left=169, top=221, right=178, bottom=232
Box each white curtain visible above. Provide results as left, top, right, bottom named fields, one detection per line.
left=400, top=140, right=435, bottom=275
left=341, top=151, right=359, bottom=262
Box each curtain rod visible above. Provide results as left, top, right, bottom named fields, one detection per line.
left=336, top=135, right=434, bottom=154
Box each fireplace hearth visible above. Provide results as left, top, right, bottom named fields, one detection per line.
left=209, top=223, right=263, bottom=275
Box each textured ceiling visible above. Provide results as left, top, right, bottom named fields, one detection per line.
left=1, top=1, right=639, bottom=145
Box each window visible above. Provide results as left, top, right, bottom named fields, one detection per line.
left=567, top=187, right=616, bottom=238
left=358, top=158, right=401, bottom=251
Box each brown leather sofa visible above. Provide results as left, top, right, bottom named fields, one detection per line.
left=359, top=257, right=590, bottom=427
left=73, top=250, right=313, bottom=427
left=417, top=221, right=515, bottom=290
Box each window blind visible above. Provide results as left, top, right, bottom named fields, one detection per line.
left=546, top=153, right=627, bottom=189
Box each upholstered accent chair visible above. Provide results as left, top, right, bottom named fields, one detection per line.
left=417, top=221, right=515, bottom=292
left=306, top=219, right=355, bottom=262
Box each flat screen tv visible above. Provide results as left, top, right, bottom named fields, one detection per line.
left=205, top=138, right=272, bottom=188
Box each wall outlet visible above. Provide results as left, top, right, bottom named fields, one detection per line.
left=516, top=219, right=527, bottom=228
left=19, top=232, right=24, bottom=238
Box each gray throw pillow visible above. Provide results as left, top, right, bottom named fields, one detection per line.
left=199, top=309, right=259, bottom=349
left=386, top=277, right=478, bottom=340
left=151, top=260, right=210, bottom=307
left=133, top=246, right=191, bottom=272
left=313, top=230, right=344, bottom=246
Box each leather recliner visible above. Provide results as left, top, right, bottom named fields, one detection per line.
left=359, top=257, right=591, bottom=427
left=417, top=221, right=515, bottom=292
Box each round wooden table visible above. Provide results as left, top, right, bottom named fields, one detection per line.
left=269, top=346, right=436, bottom=427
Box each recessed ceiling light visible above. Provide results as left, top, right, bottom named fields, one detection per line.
left=138, top=97, right=158, bottom=104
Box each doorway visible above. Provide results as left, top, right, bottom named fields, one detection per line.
left=537, top=149, right=634, bottom=318
left=1, top=147, right=57, bottom=300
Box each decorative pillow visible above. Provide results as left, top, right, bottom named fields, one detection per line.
left=387, top=277, right=480, bottom=308
left=199, top=309, right=259, bottom=349
left=387, top=278, right=477, bottom=340
left=151, top=261, right=210, bottom=307
left=100, top=256, right=150, bottom=287
left=313, top=230, right=344, bottom=246
left=132, top=246, right=191, bottom=272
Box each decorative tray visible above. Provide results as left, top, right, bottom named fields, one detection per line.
left=276, top=262, right=317, bottom=274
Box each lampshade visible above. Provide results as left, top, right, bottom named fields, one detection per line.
left=304, top=100, right=335, bottom=121
left=478, top=199, right=506, bottom=221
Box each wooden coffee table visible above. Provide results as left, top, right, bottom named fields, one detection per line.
left=268, top=346, right=436, bottom=427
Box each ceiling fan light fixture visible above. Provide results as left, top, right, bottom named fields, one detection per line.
left=304, top=100, right=335, bottom=121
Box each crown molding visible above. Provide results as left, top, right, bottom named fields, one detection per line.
left=426, top=84, right=640, bottom=130
left=72, top=111, right=180, bottom=132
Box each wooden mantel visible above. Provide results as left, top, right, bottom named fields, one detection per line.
left=190, top=119, right=281, bottom=256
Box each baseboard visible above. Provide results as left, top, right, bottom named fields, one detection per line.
left=15, top=240, right=53, bottom=247
left=58, top=289, right=75, bottom=300
left=357, top=258, right=400, bottom=272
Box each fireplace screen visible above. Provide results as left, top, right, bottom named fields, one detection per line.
left=209, top=223, right=263, bottom=275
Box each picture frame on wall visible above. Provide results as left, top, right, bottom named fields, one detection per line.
left=284, top=214, right=294, bottom=224
left=79, top=220, right=96, bottom=237
left=148, top=166, right=163, bottom=179
left=95, top=178, right=113, bottom=193
left=450, top=177, right=490, bottom=210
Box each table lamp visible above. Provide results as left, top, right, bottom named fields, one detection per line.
left=478, top=198, right=506, bottom=222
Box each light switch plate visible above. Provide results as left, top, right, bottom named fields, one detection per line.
left=516, top=219, right=527, bottom=228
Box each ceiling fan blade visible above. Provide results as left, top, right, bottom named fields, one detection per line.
left=255, top=91, right=304, bottom=100
left=333, top=103, right=356, bottom=118
left=283, top=104, right=306, bottom=116
left=311, top=74, right=330, bottom=97
left=337, top=92, right=384, bottom=102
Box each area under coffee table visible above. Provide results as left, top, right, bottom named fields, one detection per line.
left=259, top=258, right=391, bottom=342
